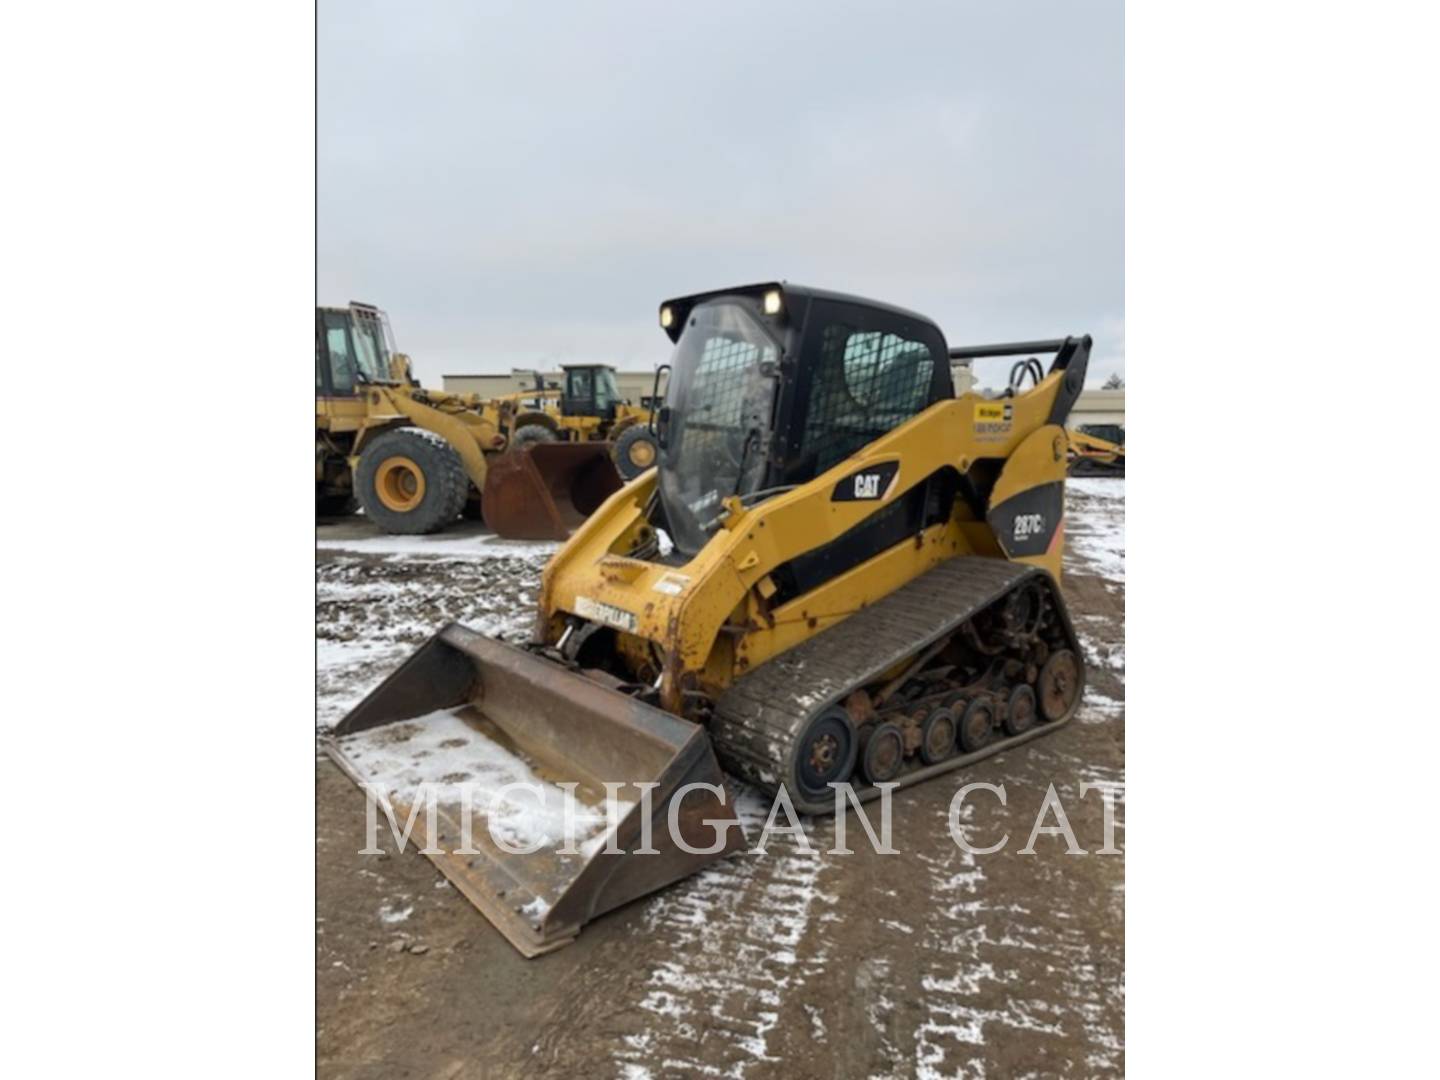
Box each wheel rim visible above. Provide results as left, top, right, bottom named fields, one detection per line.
left=921, top=708, right=957, bottom=764
left=795, top=709, right=856, bottom=798
left=1005, top=685, right=1037, bottom=735
left=1002, top=584, right=1042, bottom=636
left=961, top=700, right=995, bottom=751
left=1039, top=651, right=1080, bottom=721
left=863, top=724, right=904, bottom=783
left=627, top=438, right=656, bottom=469
left=376, top=456, right=425, bottom=512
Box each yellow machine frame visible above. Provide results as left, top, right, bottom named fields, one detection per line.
left=540, top=370, right=1072, bottom=718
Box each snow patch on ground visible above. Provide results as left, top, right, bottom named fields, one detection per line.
left=1065, top=479, right=1126, bottom=583
left=316, top=531, right=559, bottom=561
left=332, top=708, right=615, bottom=875
left=611, top=785, right=835, bottom=1079
left=1081, top=686, right=1126, bottom=725
left=315, top=551, right=550, bottom=730
left=378, top=901, right=413, bottom=925
left=1075, top=618, right=1126, bottom=680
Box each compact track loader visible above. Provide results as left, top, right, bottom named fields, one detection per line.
left=325, top=283, right=1090, bottom=956
left=316, top=303, right=621, bottom=538
left=1068, top=425, right=1126, bottom=476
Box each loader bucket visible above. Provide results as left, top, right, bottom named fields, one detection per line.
left=322, top=623, right=746, bottom=957
left=481, top=442, right=624, bottom=540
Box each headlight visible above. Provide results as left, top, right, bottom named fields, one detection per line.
left=660, top=305, right=674, bottom=329
left=762, top=289, right=783, bottom=316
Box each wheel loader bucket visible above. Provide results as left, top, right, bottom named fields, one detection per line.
left=481, top=442, right=624, bottom=540
left=322, top=623, right=746, bottom=957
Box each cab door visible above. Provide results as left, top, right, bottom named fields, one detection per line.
left=562, top=366, right=596, bottom=418
left=316, top=309, right=366, bottom=430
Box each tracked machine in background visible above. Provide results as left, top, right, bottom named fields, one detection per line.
left=326, top=283, right=1090, bottom=955
left=1067, top=424, right=1126, bottom=476
left=316, top=303, right=622, bottom=538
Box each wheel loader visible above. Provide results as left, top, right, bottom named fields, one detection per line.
left=501, top=363, right=661, bottom=480
left=316, top=302, right=622, bottom=538
left=323, top=283, right=1090, bottom=956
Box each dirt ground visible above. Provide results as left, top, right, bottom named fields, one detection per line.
left=316, top=481, right=1125, bottom=1079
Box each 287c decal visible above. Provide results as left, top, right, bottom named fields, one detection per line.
left=1013, top=513, right=1046, bottom=542
left=987, top=481, right=1065, bottom=558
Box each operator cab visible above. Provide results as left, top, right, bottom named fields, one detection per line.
left=1079, top=422, right=1125, bottom=446
left=559, top=364, right=623, bottom=420
left=316, top=302, right=399, bottom=395
left=651, top=283, right=953, bottom=560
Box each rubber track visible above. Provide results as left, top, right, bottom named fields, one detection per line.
left=710, top=556, right=1083, bottom=814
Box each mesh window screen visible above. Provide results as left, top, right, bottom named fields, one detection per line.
left=802, top=324, right=935, bottom=474
left=680, top=334, right=775, bottom=461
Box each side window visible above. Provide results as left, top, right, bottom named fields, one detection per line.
left=595, top=370, right=618, bottom=411
left=802, top=323, right=936, bottom=474
left=567, top=369, right=594, bottom=400
left=323, top=314, right=355, bottom=395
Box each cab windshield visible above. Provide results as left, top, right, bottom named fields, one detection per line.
left=596, top=368, right=620, bottom=412
left=348, top=312, right=393, bottom=383
left=320, top=310, right=392, bottom=389
left=658, top=302, right=779, bottom=556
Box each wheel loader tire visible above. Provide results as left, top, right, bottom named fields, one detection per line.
left=510, top=424, right=558, bottom=452
left=354, top=427, right=468, bottom=535
left=315, top=493, right=358, bottom=517
left=613, top=425, right=659, bottom=480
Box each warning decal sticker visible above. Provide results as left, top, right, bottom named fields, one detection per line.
left=974, top=400, right=1014, bottom=441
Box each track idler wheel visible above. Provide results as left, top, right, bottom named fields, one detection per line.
left=999, top=582, right=1043, bottom=638
left=1003, top=684, right=1038, bottom=736
left=919, top=707, right=957, bottom=765
left=958, top=698, right=997, bottom=753
left=794, top=707, right=859, bottom=800
left=1038, top=649, right=1081, bottom=722
left=861, top=722, right=905, bottom=784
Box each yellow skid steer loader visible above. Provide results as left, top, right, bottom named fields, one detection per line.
left=324, top=283, right=1090, bottom=956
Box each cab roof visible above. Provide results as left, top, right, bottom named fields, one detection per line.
left=657, top=281, right=943, bottom=344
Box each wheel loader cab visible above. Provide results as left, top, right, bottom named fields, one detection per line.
left=558, top=364, right=623, bottom=421
left=315, top=303, right=398, bottom=396
left=654, top=283, right=952, bottom=558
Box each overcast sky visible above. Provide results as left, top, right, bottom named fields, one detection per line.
left=319, top=1, right=1123, bottom=388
